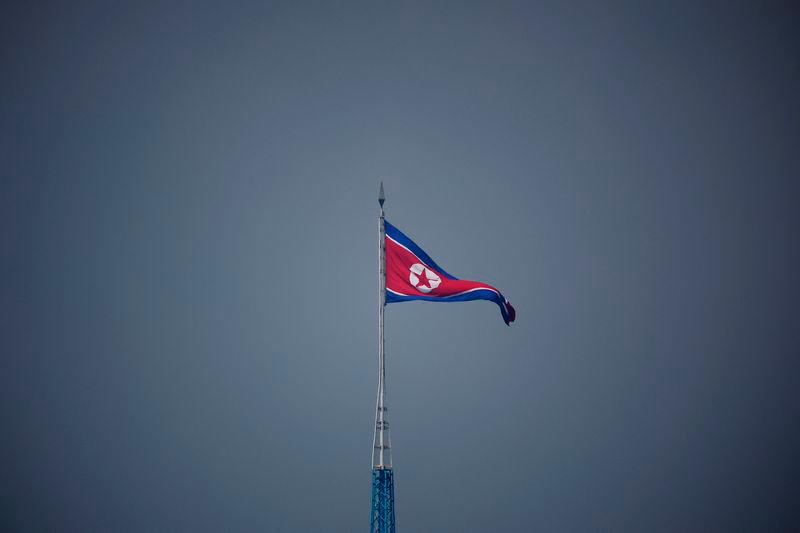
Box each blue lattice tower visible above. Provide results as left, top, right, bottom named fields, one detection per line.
left=371, top=183, right=396, bottom=533
left=370, top=467, right=395, bottom=533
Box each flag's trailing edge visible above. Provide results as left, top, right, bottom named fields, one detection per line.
left=384, top=220, right=516, bottom=326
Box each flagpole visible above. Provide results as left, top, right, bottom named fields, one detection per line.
left=374, top=182, right=389, bottom=468
left=371, top=182, right=396, bottom=533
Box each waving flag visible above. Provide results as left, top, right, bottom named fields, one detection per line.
left=384, top=220, right=516, bottom=325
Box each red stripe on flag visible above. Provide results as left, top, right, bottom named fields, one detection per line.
left=385, top=236, right=501, bottom=298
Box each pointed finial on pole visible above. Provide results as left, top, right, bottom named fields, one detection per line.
left=378, top=182, right=385, bottom=208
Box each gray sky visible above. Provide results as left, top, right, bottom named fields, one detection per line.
left=3, top=1, right=799, bottom=531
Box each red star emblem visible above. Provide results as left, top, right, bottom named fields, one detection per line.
left=415, top=269, right=429, bottom=291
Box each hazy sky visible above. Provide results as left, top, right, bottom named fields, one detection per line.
left=3, top=2, right=799, bottom=531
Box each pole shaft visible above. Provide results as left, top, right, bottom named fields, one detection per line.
left=372, top=189, right=390, bottom=469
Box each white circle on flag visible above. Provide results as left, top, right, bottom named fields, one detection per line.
left=409, top=263, right=441, bottom=293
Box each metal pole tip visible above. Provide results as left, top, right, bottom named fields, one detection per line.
left=378, top=182, right=385, bottom=207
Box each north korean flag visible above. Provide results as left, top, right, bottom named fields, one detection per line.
left=384, top=220, right=516, bottom=326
